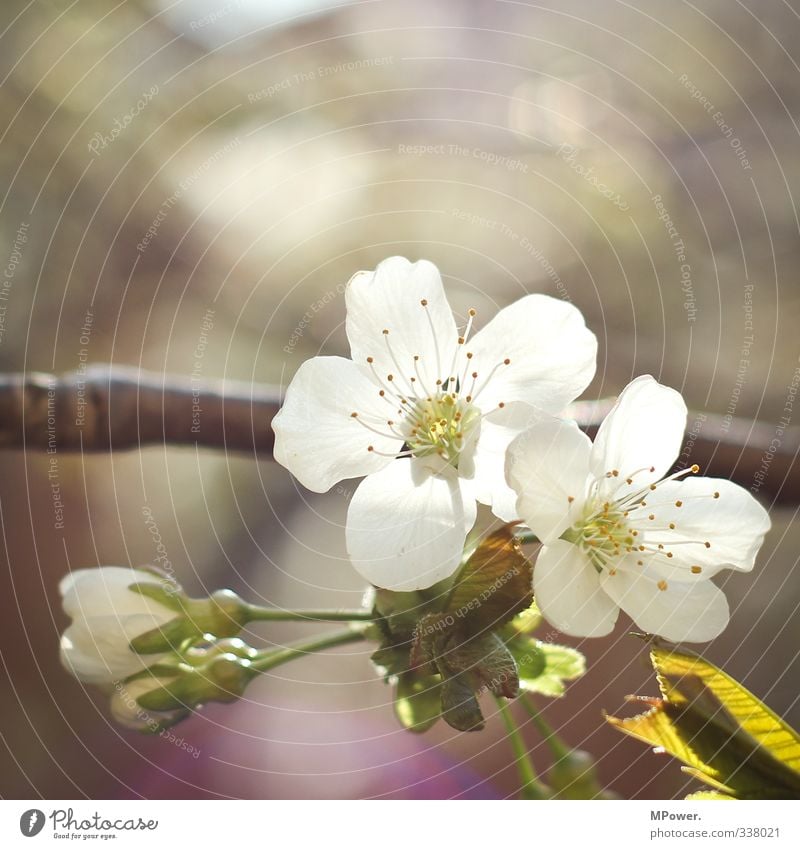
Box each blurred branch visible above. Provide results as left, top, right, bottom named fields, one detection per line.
left=1, top=366, right=797, bottom=503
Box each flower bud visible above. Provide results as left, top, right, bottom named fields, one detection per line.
left=110, top=676, right=187, bottom=732
left=548, top=749, right=614, bottom=799
left=130, top=589, right=251, bottom=654
left=59, top=567, right=181, bottom=685
left=136, top=653, right=255, bottom=712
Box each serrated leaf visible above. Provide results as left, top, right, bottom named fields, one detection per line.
left=394, top=671, right=442, bottom=733
left=444, top=526, right=533, bottom=635
left=512, top=639, right=585, bottom=697
left=607, top=641, right=800, bottom=800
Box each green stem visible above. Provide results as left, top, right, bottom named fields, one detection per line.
left=515, top=529, right=540, bottom=546
left=520, top=693, right=571, bottom=761
left=246, top=605, right=374, bottom=623
left=495, top=697, right=550, bottom=800
left=249, top=628, right=366, bottom=673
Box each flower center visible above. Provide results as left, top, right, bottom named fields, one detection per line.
left=402, top=392, right=481, bottom=467
left=349, top=300, right=511, bottom=471
left=565, top=502, right=635, bottom=572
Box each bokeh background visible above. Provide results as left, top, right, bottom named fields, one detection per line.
left=1, top=0, right=799, bottom=800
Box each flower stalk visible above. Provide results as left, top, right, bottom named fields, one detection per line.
left=495, top=697, right=550, bottom=800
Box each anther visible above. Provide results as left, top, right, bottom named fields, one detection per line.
left=649, top=514, right=655, bottom=520
left=567, top=496, right=575, bottom=503
left=367, top=445, right=374, bottom=452
left=350, top=412, right=358, bottom=418
left=669, top=522, right=675, bottom=529
left=675, top=500, right=683, bottom=507
left=713, top=491, right=720, bottom=499
left=498, top=402, right=505, bottom=409
left=382, top=329, right=389, bottom=335
left=468, top=308, right=476, bottom=317
left=691, top=464, right=700, bottom=473
left=657, top=580, right=668, bottom=591
left=366, top=356, right=374, bottom=364
left=420, top=299, right=428, bottom=306
left=387, top=374, right=394, bottom=381
left=691, top=566, right=702, bottom=574
left=704, top=541, right=711, bottom=549
left=504, top=358, right=511, bottom=365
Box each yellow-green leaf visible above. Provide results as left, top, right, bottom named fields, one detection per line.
left=607, top=641, right=800, bottom=799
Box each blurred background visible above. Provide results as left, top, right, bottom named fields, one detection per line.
left=1, top=0, right=799, bottom=800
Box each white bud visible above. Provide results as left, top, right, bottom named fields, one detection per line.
left=59, top=567, right=178, bottom=685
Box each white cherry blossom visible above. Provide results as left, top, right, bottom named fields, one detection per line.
left=506, top=375, right=771, bottom=641
left=272, top=256, right=597, bottom=591
left=60, top=567, right=176, bottom=685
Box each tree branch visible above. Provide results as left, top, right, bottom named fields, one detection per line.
left=1, top=366, right=797, bottom=502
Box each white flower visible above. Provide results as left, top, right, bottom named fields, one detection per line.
left=272, top=256, right=597, bottom=591
left=110, top=676, right=184, bottom=731
left=60, top=567, right=177, bottom=685
left=506, top=375, right=771, bottom=642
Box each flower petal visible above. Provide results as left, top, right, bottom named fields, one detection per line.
left=465, top=402, right=545, bottom=522
left=60, top=567, right=173, bottom=620
left=630, top=477, right=771, bottom=576
left=599, top=567, right=729, bottom=642
left=534, top=539, right=619, bottom=637
left=272, top=356, right=402, bottom=492
left=465, top=294, right=597, bottom=412
left=345, top=459, right=476, bottom=591
left=60, top=615, right=171, bottom=684
left=506, top=417, right=593, bottom=543
left=345, top=257, right=459, bottom=390
left=590, top=375, right=687, bottom=497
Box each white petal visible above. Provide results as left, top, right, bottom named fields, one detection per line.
left=60, top=567, right=174, bottom=620
left=345, top=459, right=476, bottom=591
left=534, top=539, right=619, bottom=637
left=599, top=567, right=729, bottom=642
left=630, top=477, right=771, bottom=576
left=272, top=356, right=402, bottom=492
left=345, top=257, right=459, bottom=390
left=590, top=375, right=687, bottom=497
left=466, top=402, right=545, bottom=522
left=506, top=417, right=593, bottom=543
left=465, top=294, right=597, bottom=412
left=60, top=615, right=171, bottom=685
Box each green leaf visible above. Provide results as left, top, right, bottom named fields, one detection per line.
left=511, top=639, right=585, bottom=697
left=444, top=526, right=533, bottom=635
left=394, top=671, right=442, bottom=733
left=606, top=641, right=800, bottom=800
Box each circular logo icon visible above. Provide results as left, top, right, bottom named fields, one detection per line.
left=19, top=810, right=46, bottom=837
